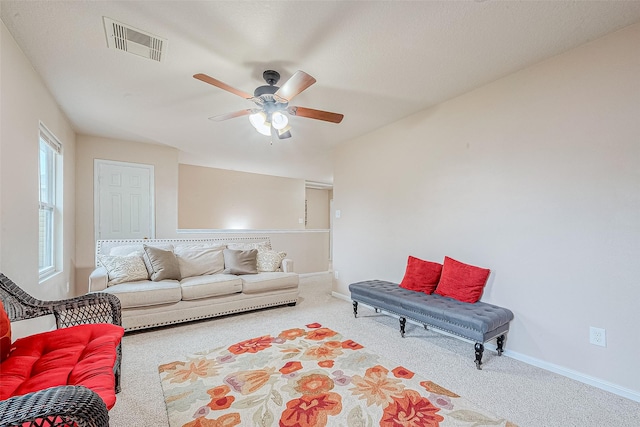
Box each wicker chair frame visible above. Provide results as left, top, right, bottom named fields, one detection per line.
left=0, top=273, right=123, bottom=427
left=0, top=386, right=109, bottom=427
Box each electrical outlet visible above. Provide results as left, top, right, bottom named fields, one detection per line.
left=333, top=270, right=339, bottom=279
left=589, top=327, right=606, bottom=347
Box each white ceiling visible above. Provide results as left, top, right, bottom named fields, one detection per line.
left=2, top=1, right=640, bottom=183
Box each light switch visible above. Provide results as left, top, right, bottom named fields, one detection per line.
left=298, top=218, right=304, bottom=224
left=335, top=210, right=341, bottom=218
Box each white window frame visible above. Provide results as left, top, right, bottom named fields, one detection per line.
left=38, top=123, right=62, bottom=280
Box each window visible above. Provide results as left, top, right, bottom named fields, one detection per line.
left=38, top=124, right=61, bottom=279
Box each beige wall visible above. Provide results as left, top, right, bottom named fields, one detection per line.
left=305, top=188, right=330, bottom=229
left=332, top=23, right=640, bottom=396
left=179, top=164, right=305, bottom=230
left=75, top=135, right=179, bottom=291
left=1, top=21, right=76, bottom=300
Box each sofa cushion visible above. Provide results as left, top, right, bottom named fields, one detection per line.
left=0, top=323, right=124, bottom=409
left=98, top=255, right=149, bottom=286
left=103, top=280, right=182, bottom=308
left=179, top=274, right=243, bottom=300
left=143, top=245, right=181, bottom=281
left=399, top=256, right=442, bottom=294
left=240, top=272, right=299, bottom=294
left=435, top=256, right=490, bottom=303
left=0, top=302, right=11, bottom=362
left=175, top=245, right=225, bottom=278
left=223, top=249, right=258, bottom=275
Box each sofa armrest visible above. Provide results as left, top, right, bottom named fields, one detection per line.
left=281, top=258, right=294, bottom=273
left=0, top=385, right=109, bottom=427
left=89, top=267, right=108, bottom=292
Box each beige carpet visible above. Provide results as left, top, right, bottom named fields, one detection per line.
left=109, top=273, right=640, bottom=426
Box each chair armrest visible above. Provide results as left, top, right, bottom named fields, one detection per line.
left=282, top=258, right=294, bottom=273
left=89, top=267, right=109, bottom=292
left=51, top=292, right=122, bottom=328
left=0, top=385, right=109, bottom=427
left=1, top=273, right=120, bottom=327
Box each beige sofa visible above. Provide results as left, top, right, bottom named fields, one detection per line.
left=89, top=237, right=298, bottom=331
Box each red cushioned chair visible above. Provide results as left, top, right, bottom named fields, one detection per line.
left=0, top=273, right=124, bottom=427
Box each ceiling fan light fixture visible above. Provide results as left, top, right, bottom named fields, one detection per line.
left=255, top=123, right=272, bottom=136
left=277, top=125, right=292, bottom=136
left=249, top=111, right=266, bottom=128
left=272, top=112, right=289, bottom=130
left=249, top=111, right=271, bottom=136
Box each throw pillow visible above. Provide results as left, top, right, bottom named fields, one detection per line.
left=435, top=256, right=491, bottom=303
left=398, top=256, right=442, bottom=294
left=98, top=255, right=149, bottom=285
left=223, top=249, right=258, bottom=275
left=110, top=244, right=174, bottom=276
left=175, top=246, right=225, bottom=278
left=143, top=245, right=181, bottom=281
left=257, top=250, right=287, bottom=272
left=0, top=302, right=11, bottom=362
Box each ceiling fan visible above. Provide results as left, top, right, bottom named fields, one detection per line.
left=193, top=70, right=344, bottom=140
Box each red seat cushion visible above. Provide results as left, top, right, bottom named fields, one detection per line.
left=0, top=302, right=11, bottom=362
left=0, top=323, right=124, bottom=409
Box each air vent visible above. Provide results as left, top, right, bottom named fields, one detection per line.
left=103, top=17, right=167, bottom=62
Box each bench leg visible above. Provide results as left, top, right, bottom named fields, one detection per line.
left=352, top=301, right=358, bottom=318
left=474, top=343, right=484, bottom=370
left=399, top=317, right=406, bottom=338
left=496, top=335, right=505, bottom=356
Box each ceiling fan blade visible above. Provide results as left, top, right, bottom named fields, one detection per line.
left=208, top=109, right=255, bottom=121
left=194, top=73, right=253, bottom=99
left=275, top=71, right=316, bottom=101
left=288, top=106, right=344, bottom=124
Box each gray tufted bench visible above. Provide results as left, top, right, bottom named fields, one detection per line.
left=349, top=280, right=514, bottom=369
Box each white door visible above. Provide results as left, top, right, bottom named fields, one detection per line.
left=95, top=160, right=155, bottom=241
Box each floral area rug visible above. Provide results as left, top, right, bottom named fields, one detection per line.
left=158, top=323, right=516, bottom=427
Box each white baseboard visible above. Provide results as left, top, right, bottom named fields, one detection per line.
left=330, top=291, right=640, bottom=403
left=331, top=291, right=351, bottom=302
left=501, top=349, right=640, bottom=402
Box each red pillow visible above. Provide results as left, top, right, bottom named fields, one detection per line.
left=435, top=256, right=490, bottom=303
left=399, top=256, right=443, bottom=294
left=0, top=302, right=12, bottom=362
